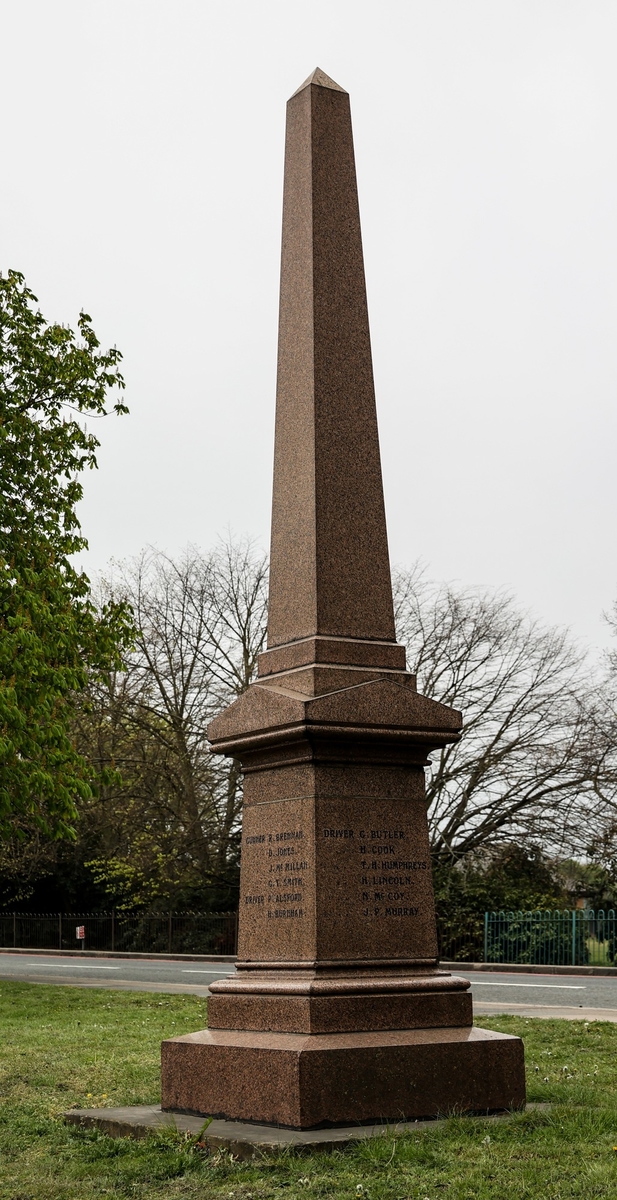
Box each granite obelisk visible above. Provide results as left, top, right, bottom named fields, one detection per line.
left=161, top=68, right=525, bottom=1127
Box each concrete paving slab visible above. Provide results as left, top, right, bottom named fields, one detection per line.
left=64, top=1102, right=544, bottom=1158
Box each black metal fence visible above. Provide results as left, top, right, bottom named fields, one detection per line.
left=0, top=912, right=238, bottom=956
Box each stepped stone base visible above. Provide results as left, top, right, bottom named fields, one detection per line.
left=207, top=971, right=472, bottom=1034
left=161, top=1025, right=525, bottom=1129
left=207, top=989, right=472, bottom=1034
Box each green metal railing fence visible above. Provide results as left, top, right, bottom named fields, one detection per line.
left=481, top=909, right=617, bottom=967
left=434, top=909, right=617, bottom=966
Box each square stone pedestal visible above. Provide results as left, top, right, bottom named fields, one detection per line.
left=161, top=1025, right=525, bottom=1128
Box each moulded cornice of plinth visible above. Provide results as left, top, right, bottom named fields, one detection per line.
left=207, top=675, right=462, bottom=761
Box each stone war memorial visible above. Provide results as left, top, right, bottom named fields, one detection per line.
left=161, top=68, right=526, bottom=1130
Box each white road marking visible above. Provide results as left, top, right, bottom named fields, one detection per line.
left=18, top=963, right=120, bottom=970
left=473, top=982, right=585, bottom=989
left=182, top=969, right=235, bottom=974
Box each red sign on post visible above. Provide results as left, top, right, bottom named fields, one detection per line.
left=76, top=925, right=85, bottom=941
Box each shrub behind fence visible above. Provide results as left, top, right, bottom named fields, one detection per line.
left=482, top=909, right=616, bottom=967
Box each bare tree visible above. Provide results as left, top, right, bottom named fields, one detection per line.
left=68, top=553, right=615, bottom=907
left=393, top=566, right=612, bottom=864
left=74, top=538, right=268, bottom=906
left=583, top=604, right=617, bottom=870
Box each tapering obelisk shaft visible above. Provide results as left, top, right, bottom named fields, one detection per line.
left=267, top=69, right=396, bottom=650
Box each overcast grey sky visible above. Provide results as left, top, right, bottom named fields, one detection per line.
left=2, top=2, right=616, bottom=653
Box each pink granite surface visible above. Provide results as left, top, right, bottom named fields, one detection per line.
left=161, top=1026, right=525, bottom=1127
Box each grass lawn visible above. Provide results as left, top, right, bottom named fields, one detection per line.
left=1, top=983, right=617, bottom=1198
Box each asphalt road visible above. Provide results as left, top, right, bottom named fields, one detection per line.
left=2, top=954, right=617, bottom=1019
left=468, top=970, right=617, bottom=1021
left=0, top=953, right=235, bottom=996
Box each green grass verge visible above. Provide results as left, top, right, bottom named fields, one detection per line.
left=1, top=982, right=617, bottom=1198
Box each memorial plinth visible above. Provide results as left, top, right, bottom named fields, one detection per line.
left=161, top=68, right=525, bottom=1126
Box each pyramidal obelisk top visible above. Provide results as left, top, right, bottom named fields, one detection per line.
left=291, top=66, right=347, bottom=95
left=264, top=67, right=398, bottom=662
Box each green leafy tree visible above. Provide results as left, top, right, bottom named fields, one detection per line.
left=0, top=269, right=131, bottom=839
